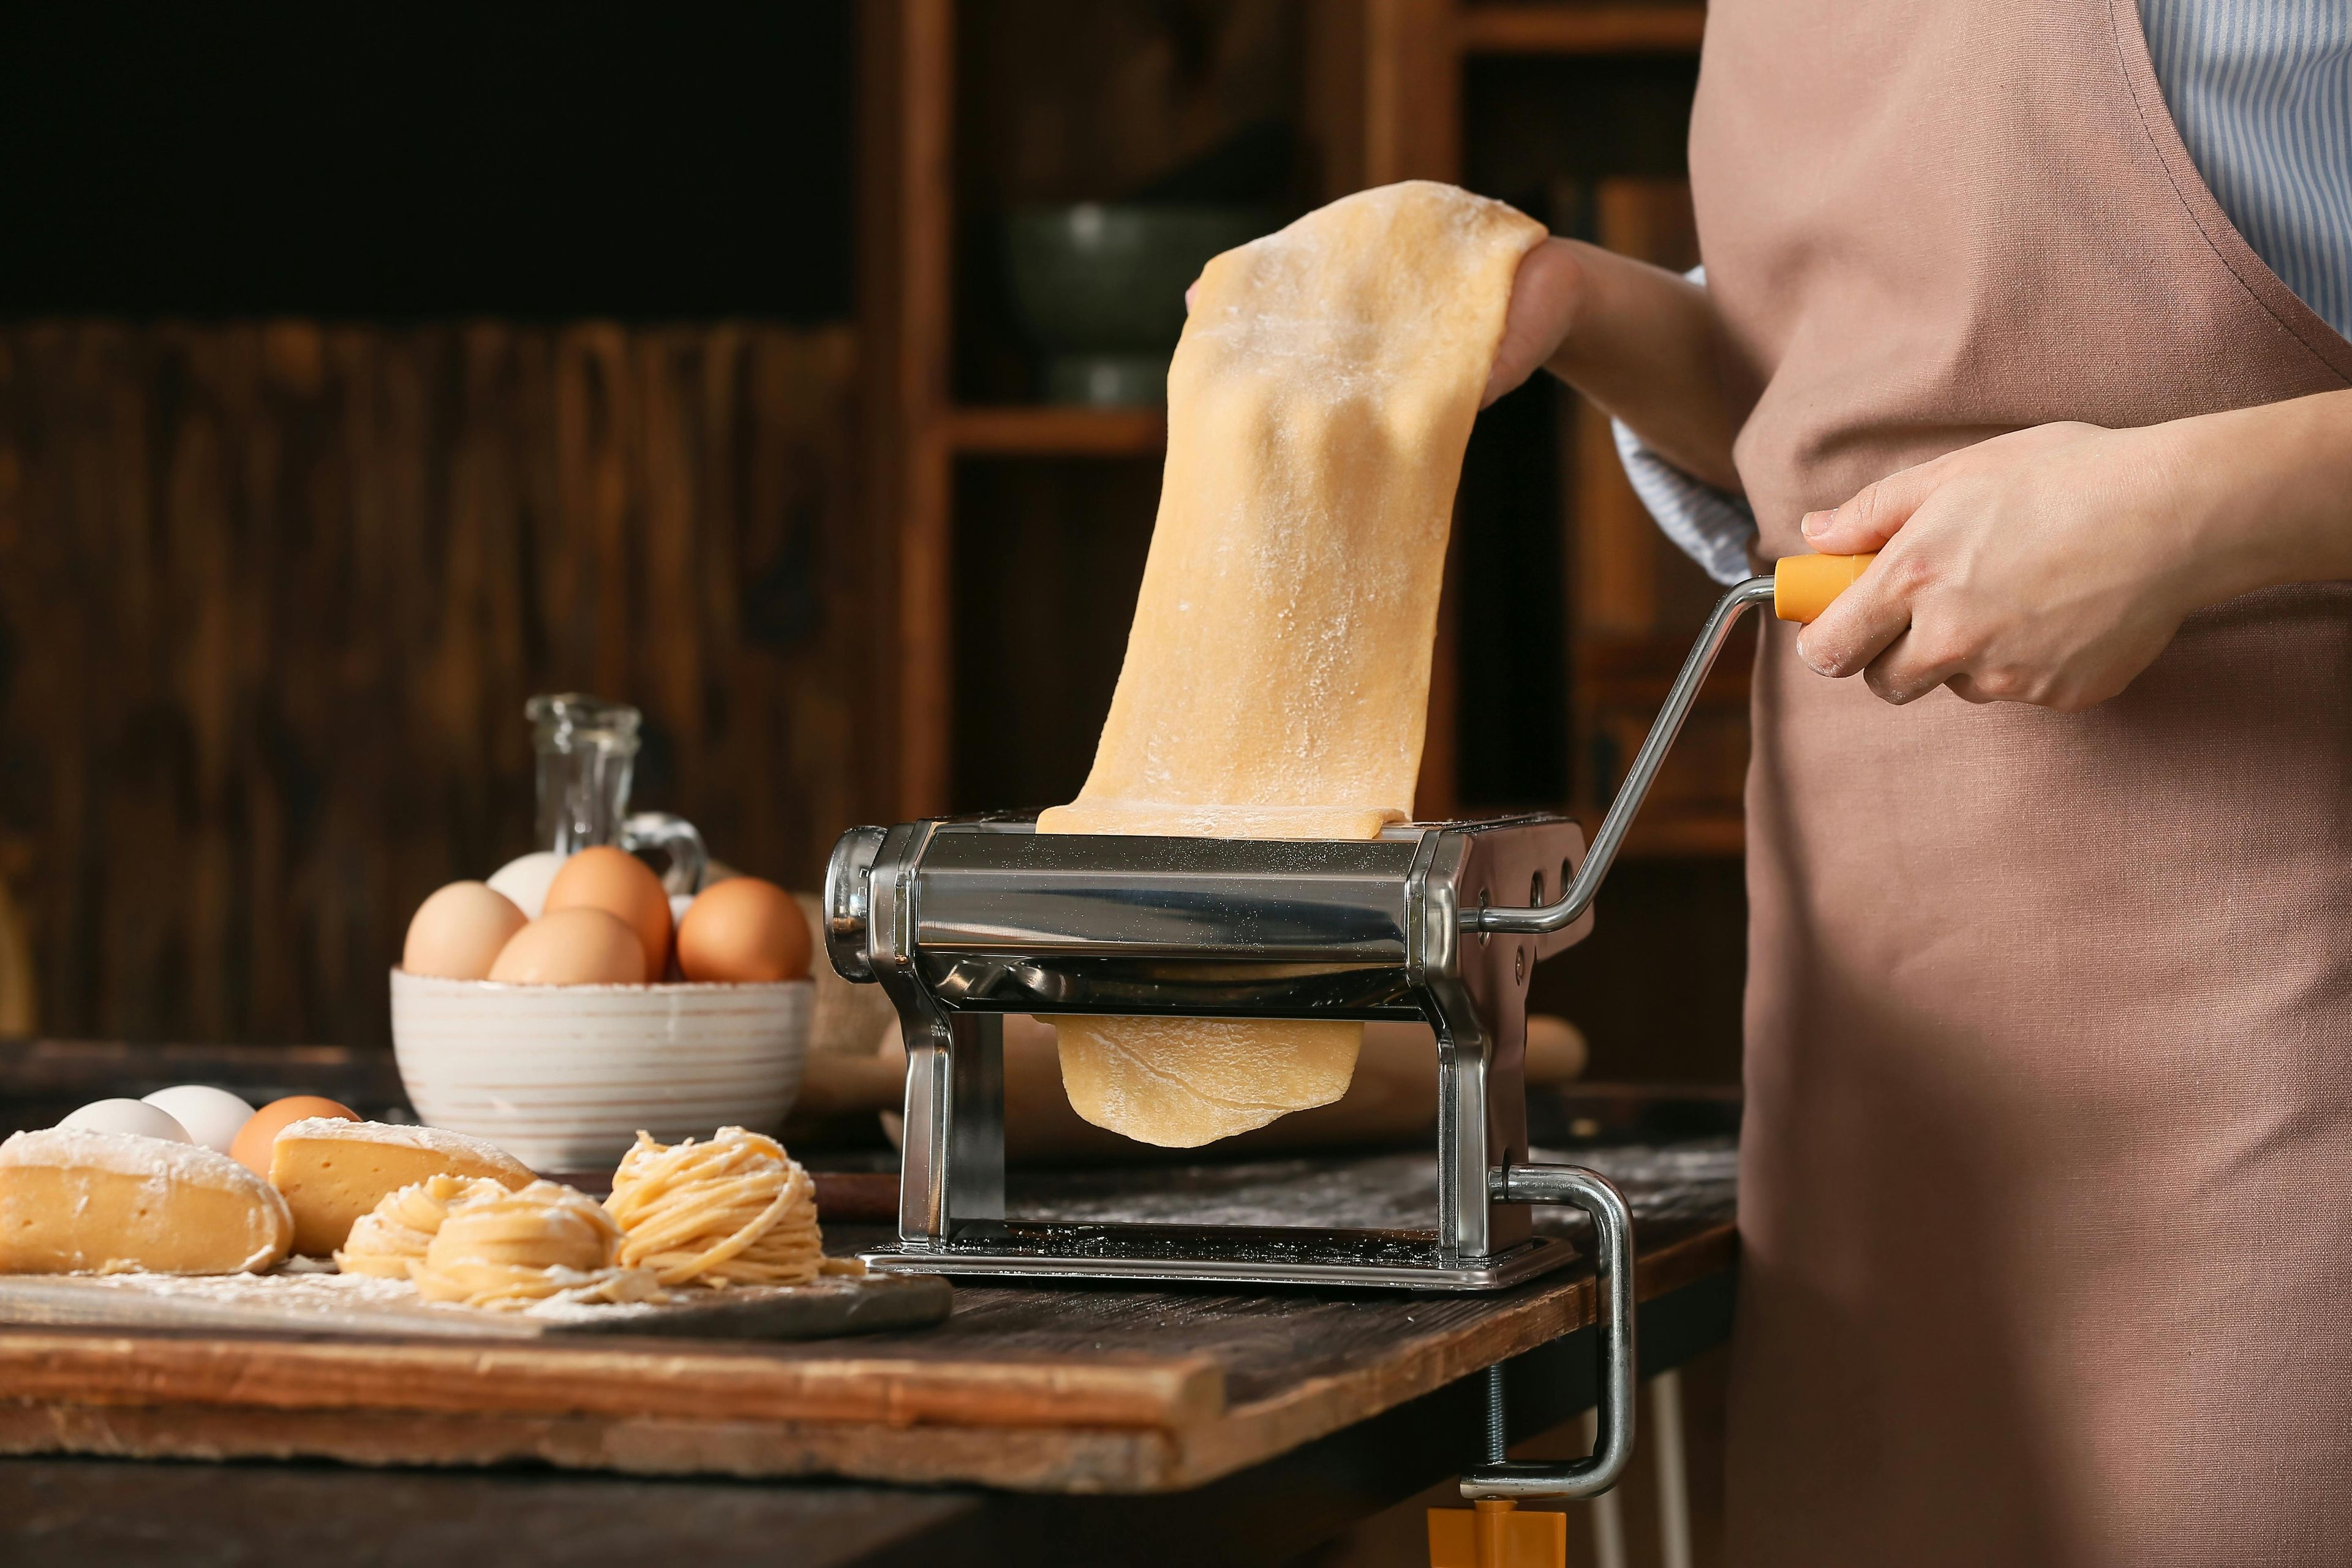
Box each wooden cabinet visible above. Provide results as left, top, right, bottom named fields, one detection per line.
left=859, top=1, right=1736, bottom=850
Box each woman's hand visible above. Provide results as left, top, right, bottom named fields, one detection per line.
left=1798, top=391, right=2352, bottom=709
left=1205, top=235, right=1746, bottom=488
left=1215, top=243, right=1586, bottom=409
left=1482, top=241, right=1586, bottom=407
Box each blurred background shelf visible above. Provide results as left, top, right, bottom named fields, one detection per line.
left=938, top=405, right=1168, bottom=455
left=1617, top=809, right=1747, bottom=860
left=866, top=1, right=1734, bottom=834
left=1458, top=4, right=1709, bottom=55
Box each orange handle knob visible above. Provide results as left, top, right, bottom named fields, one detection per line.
left=1772, top=552, right=1877, bottom=623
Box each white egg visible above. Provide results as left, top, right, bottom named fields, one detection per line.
left=141, top=1084, right=257, bottom=1156
left=61, top=1098, right=190, bottom=1142
left=486, top=850, right=570, bottom=919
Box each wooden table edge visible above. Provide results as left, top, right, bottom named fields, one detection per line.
left=0, top=1222, right=1735, bottom=1493
left=0, top=1333, right=1228, bottom=1433
left=0, top=1401, right=1190, bottom=1493
left=1161, top=1219, right=1736, bottom=1488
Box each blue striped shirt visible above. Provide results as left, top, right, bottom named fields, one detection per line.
left=1621, top=0, right=2352, bottom=582
left=2145, top=0, right=2352, bottom=341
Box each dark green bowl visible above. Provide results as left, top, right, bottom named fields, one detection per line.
left=1002, top=204, right=1278, bottom=357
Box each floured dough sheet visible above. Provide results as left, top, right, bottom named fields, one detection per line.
left=1038, top=181, right=1545, bottom=1147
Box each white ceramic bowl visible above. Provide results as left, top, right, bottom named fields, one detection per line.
left=388, top=968, right=812, bottom=1172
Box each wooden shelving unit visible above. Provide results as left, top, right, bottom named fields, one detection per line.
left=861, top=1, right=1728, bottom=849
left=1458, top=4, right=1706, bottom=53
left=938, top=405, right=1167, bottom=457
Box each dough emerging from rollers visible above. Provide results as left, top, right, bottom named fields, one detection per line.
left=1038, top=182, right=1545, bottom=1147
left=604, top=1126, right=852, bottom=1287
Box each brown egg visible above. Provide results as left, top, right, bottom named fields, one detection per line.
left=488, top=907, right=647, bottom=986
left=676, top=876, right=812, bottom=983
left=231, top=1095, right=358, bottom=1177
left=541, top=846, right=671, bottom=978
left=402, top=881, right=528, bottom=980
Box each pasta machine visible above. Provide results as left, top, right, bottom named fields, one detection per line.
left=823, top=557, right=1861, bottom=1502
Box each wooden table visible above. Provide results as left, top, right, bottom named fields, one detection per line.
left=0, top=1044, right=1739, bottom=1566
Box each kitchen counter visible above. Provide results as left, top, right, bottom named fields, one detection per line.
left=0, top=1043, right=1738, bottom=1566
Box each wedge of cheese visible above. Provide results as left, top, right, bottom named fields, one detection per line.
left=0, top=1127, right=292, bottom=1274
left=270, top=1118, right=533, bottom=1256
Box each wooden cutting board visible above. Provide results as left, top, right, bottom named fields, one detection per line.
left=0, top=1267, right=949, bottom=1341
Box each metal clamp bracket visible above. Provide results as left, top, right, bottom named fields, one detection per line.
left=1461, top=1164, right=1637, bottom=1501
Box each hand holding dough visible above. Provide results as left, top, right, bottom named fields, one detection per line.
left=1038, top=182, right=1547, bottom=1147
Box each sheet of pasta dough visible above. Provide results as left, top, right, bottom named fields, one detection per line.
left=1038, top=181, right=1546, bottom=1147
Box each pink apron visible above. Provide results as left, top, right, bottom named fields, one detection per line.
left=1689, top=1, right=2352, bottom=1561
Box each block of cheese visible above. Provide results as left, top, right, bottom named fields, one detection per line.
left=0, top=1127, right=292, bottom=1274
left=270, top=1118, right=533, bottom=1256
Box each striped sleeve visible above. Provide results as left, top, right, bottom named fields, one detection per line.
left=2140, top=0, right=2352, bottom=341
left=1605, top=266, right=1758, bottom=586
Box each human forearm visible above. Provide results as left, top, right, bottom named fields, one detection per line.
left=2165, top=390, right=2352, bottom=605
left=1795, top=388, right=2352, bottom=710
left=1545, top=242, right=1744, bottom=489
left=1483, top=238, right=1744, bottom=490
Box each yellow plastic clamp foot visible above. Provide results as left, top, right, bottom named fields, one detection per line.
left=1427, top=1497, right=1565, bottom=1568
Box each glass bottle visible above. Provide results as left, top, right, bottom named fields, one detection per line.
left=526, top=693, right=707, bottom=894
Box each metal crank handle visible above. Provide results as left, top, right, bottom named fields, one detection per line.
left=1462, top=1164, right=1637, bottom=1501
left=1469, top=552, right=1875, bottom=937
